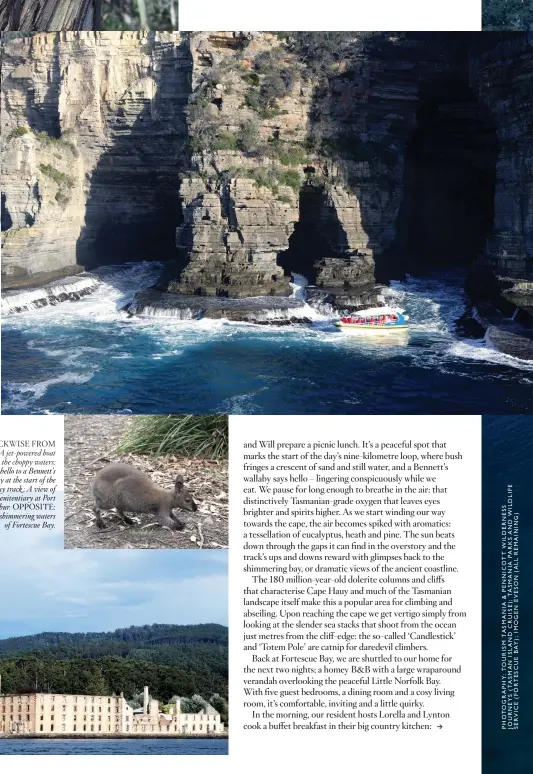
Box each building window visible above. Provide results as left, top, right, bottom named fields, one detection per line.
left=51, top=715, right=54, bottom=721
left=40, top=725, right=43, bottom=731
left=61, top=724, right=66, bottom=731
left=91, top=724, right=94, bottom=731
left=50, top=724, right=54, bottom=731
left=27, top=715, right=30, bottom=722
left=83, top=725, right=86, bottom=731
left=74, top=725, right=77, bottom=732
left=62, top=705, right=66, bottom=711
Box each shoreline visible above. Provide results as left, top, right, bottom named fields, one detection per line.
left=0, top=734, right=228, bottom=740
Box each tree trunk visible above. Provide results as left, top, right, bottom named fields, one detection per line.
left=0, top=0, right=100, bottom=30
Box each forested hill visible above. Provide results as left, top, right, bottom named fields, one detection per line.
left=0, top=624, right=228, bottom=655
left=0, top=624, right=228, bottom=702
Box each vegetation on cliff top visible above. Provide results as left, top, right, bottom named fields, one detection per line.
left=184, top=32, right=398, bottom=196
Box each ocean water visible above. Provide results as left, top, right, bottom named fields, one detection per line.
left=482, top=416, right=533, bottom=774
left=2, top=263, right=533, bottom=415
left=0, top=737, right=228, bottom=755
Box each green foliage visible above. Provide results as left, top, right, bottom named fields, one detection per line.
left=186, top=91, right=212, bottom=124
left=237, top=120, right=260, bottom=154
left=100, top=0, right=178, bottom=30
left=274, top=143, right=309, bottom=166
left=212, top=132, right=239, bottom=151
left=242, top=48, right=297, bottom=118
left=38, top=164, right=74, bottom=189
left=244, top=88, right=262, bottom=112
left=277, top=194, right=293, bottom=204
left=245, top=88, right=284, bottom=119
left=248, top=168, right=278, bottom=190
left=7, top=126, right=28, bottom=140
left=0, top=624, right=228, bottom=703
left=181, top=694, right=207, bottom=713
left=209, top=693, right=229, bottom=723
left=34, top=131, right=77, bottom=155
left=242, top=72, right=260, bottom=87
left=247, top=167, right=301, bottom=194
left=117, top=414, right=229, bottom=459
left=287, top=32, right=365, bottom=79
left=188, top=136, right=205, bottom=154
left=277, top=169, right=301, bottom=191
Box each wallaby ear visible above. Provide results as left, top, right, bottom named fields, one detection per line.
left=175, top=474, right=184, bottom=493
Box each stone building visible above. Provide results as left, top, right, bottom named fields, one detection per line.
left=0, top=684, right=224, bottom=736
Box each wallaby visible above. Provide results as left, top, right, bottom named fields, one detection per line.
left=91, top=463, right=197, bottom=531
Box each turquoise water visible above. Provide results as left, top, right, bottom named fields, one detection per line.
left=2, top=265, right=533, bottom=415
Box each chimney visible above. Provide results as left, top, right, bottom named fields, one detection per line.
left=143, top=686, right=149, bottom=715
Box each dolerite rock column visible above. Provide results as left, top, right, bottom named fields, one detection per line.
left=173, top=176, right=297, bottom=297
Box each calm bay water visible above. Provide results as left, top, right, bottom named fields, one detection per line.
left=0, top=737, right=228, bottom=755
left=2, top=265, right=533, bottom=415
left=482, top=416, right=533, bottom=774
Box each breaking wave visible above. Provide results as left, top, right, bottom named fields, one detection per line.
left=2, top=264, right=533, bottom=414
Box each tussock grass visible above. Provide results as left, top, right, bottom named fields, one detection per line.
left=117, top=414, right=229, bottom=459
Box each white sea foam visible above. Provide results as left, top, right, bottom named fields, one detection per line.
left=2, top=275, right=101, bottom=315
left=2, top=371, right=95, bottom=412
left=3, top=262, right=163, bottom=324
left=448, top=339, right=533, bottom=372
left=3, top=264, right=533, bottom=413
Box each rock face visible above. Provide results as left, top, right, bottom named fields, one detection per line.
left=2, top=31, right=533, bottom=321
left=1, top=31, right=190, bottom=286
left=0, top=0, right=98, bottom=31
left=470, top=34, right=533, bottom=279
left=173, top=175, right=296, bottom=297
left=127, top=289, right=314, bottom=322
